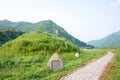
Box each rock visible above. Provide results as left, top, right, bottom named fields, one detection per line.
left=75, top=53, right=80, bottom=57
left=47, top=53, right=64, bottom=71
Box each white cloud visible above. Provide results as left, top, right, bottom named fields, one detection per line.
left=113, top=0, right=120, bottom=6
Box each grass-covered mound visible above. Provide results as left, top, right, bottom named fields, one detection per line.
left=0, top=30, right=80, bottom=54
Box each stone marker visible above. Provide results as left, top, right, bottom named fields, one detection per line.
left=75, top=53, right=80, bottom=57
left=47, top=53, right=64, bottom=71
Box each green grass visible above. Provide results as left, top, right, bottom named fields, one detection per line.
left=0, top=49, right=107, bottom=80
left=100, top=48, right=120, bottom=80
left=1, top=31, right=80, bottom=54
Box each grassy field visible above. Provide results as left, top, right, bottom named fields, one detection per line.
left=0, top=49, right=108, bottom=80
left=100, top=48, right=120, bottom=80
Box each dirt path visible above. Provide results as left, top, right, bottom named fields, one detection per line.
left=60, top=51, right=114, bottom=80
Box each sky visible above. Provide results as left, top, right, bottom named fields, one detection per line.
left=0, top=0, right=120, bottom=42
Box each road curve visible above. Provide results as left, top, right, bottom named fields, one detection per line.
left=60, top=51, right=114, bottom=80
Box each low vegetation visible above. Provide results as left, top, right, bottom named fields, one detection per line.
left=100, top=48, right=120, bottom=80
left=0, top=30, right=80, bottom=54
left=0, top=49, right=107, bottom=80
left=0, top=30, right=119, bottom=80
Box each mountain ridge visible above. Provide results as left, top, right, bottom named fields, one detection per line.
left=22, top=20, right=93, bottom=48
left=0, top=20, right=32, bottom=30
left=0, top=20, right=93, bottom=48
left=87, top=30, right=120, bottom=48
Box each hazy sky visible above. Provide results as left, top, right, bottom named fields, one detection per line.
left=0, top=0, right=120, bottom=42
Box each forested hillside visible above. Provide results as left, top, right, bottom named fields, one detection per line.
left=0, top=27, right=24, bottom=46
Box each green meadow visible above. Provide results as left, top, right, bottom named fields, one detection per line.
left=0, top=31, right=120, bottom=80
left=0, top=49, right=107, bottom=80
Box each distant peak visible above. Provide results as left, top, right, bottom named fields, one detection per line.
left=46, top=19, right=54, bottom=22
left=0, top=19, right=11, bottom=22
left=42, top=19, right=53, bottom=22
left=46, top=20, right=55, bottom=23
left=39, top=20, right=54, bottom=23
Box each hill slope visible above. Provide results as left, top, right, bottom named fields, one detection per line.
left=87, top=30, right=120, bottom=48
left=0, top=20, right=93, bottom=48
left=0, top=31, right=80, bottom=54
left=22, top=20, right=93, bottom=48
left=0, top=27, right=24, bottom=46
left=0, top=20, right=32, bottom=30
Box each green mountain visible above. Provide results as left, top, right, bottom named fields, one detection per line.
left=0, top=20, right=93, bottom=48
left=22, top=20, right=93, bottom=48
left=0, top=26, right=15, bottom=31
left=87, top=30, right=120, bottom=48
left=0, top=29, right=24, bottom=46
left=0, top=31, right=80, bottom=54
left=0, top=20, right=32, bottom=30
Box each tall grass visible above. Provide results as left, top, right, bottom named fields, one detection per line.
left=0, top=31, right=80, bottom=55
left=100, top=48, right=120, bottom=80
left=0, top=49, right=107, bottom=80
